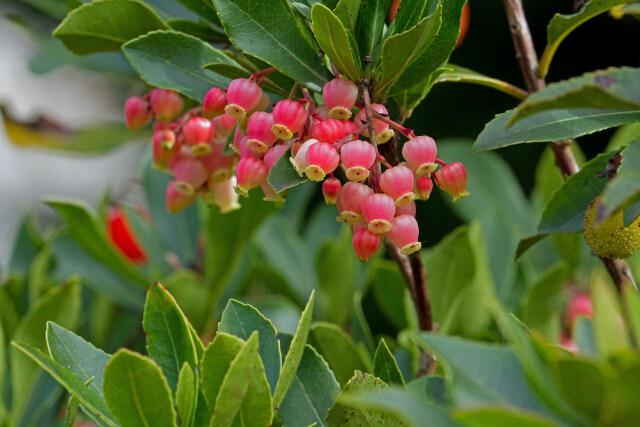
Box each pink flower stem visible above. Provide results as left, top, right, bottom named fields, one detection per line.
left=250, top=67, right=278, bottom=81
left=372, top=112, right=415, bottom=138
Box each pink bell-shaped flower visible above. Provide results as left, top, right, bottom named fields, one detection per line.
left=152, top=130, right=181, bottom=169
left=380, top=165, right=415, bottom=206
left=396, top=201, right=416, bottom=217
left=361, top=193, right=396, bottom=234
left=272, top=100, right=308, bottom=140
left=336, top=182, right=373, bottom=224
left=433, top=162, right=470, bottom=202
left=213, top=113, right=236, bottom=138
left=203, top=87, right=227, bottom=119
left=182, top=117, right=215, bottom=156
left=340, top=140, right=376, bottom=181
left=322, top=177, right=341, bottom=205
left=352, top=225, right=381, bottom=261
left=150, top=89, right=183, bottom=121
left=312, top=119, right=350, bottom=144
left=224, top=78, right=262, bottom=120
left=247, top=112, right=278, bottom=153
left=290, top=138, right=318, bottom=176
left=263, top=144, right=288, bottom=171
left=124, top=96, right=152, bottom=130
left=170, top=149, right=208, bottom=196
left=354, top=104, right=394, bottom=144
left=387, top=215, right=421, bottom=255
left=322, top=78, right=358, bottom=120
left=206, top=178, right=240, bottom=213
left=166, top=180, right=197, bottom=213
left=402, top=136, right=437, bottom=176
left=234, top=157, right=268, bottom=197
left=414, top=176, right=433, bottom=201
left=201, top=143, right=236, bottom=182
left=304, top=142, right=339, bottom=181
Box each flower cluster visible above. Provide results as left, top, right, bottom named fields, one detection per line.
left=124, top=75, right=470, bottom=261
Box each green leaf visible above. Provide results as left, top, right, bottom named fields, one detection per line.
left=44, top=197, right=148, bottom=287
left=254, top=216, right=318, bottom=305
left=376, top=4, right=442, bottom=95
left=7, top=211, right=43, bottom=275
left=356, top=0, right=390, bottom=69
left=143, top=283, right=198, bottom=393
left=551, top=358, right=604, bottom=421
left=337, top=387, right=461, bottom=427
left=200, top=333, right=245, bottom=409
left=539, top=0, right=630, bottom=78
left=206, top=193, right=278, bottom=296
left=202, top=63, right=290, bottom=97
left=176, top=363, right=196, bottom=427
left=601, top=137, right=640, bottom=217
left=122, top=30, right=235, bottom=102
left=311, top=4, right=360, bottom=82
left=218, top=299, right=282, bottom=392
left=0, top=322, right=5, bottom=416
left=326, top=371, right=404, bottom=426
left=393, top=0, right=429, bottom=34
left=213, top=0, right=331, bottom=91
left=103, top=349, right=177, bottom=427
left=273, top=291, right=315, bottom=409
left=520, top=263, right=568, bottom=340
left=333, top=0, right=361, bottom=34
left=591, top=277, right=630, bottom=356
left=371, top=261, right=408, bottom=330
left=623, top=286, right=640, bottom=345
left=422, top=223, right=495, bottom=337
left=537, top=151, right=613, bottom=234
left=515, top=234, right=550, bottom=262
left=413, top=334, right=549, bottom=413
left=53, top=0, right=168, bottom=55
left=267, top=150, right=310, bottom=193
left=316, top=227, right=361, bottom=325
left=393, top=67, right=448, bottom=113
left=406, top=375, right=447, bottom=407
left=46, top=322, right=110, bottom=397
left=453, top=406, right=559, bottom=427
left=573, top=317, right=597, bottom=356
left=433, top=63, right=528, bottom=100
left=210, top=332, right=270, bottom=427
left=10, top=342, right=117, bottom=427
left=373, top=339, right=405, bottom=386
left=472, top=107, right=640, bottom=152
left=167, top=19, right=226, bottom=43
left=277, top=344, right=340, bottom=427
left=310, top=322, right=370, bottom=386
left=64, top=394, right=80, bottom=427
left=390, top=0, right=467, bottom=95
left=11, top=281, right=82, bottom=426
left=510, top=67, right=640, bottom=125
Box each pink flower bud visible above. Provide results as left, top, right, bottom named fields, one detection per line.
left=340, top=140, right=376, bottom=181
left=152, top=130, right=181, bottom=168
left=290, top=138, right=318, bottom=175
left=213, top=113, right=236, bottom=138
left=203, top=87, right=227, bottom=118
left=170, top=149, right=208, bottom=196
left=414, top=176, right=433, bottom=201
left=361, top=193, right=396, bottom=234
left=234, top=157, right=268, bottom=197
left=238, top=135, right=262, bottom=159
left=402, top=136, right=437, bottom=176
left=201, top=143, right=236, bottom=182
left=124, top=96, right=152, bottom=130
left=206, top=178, right=240, bottom=213
left=182, top=117, right=215, bottom=156
left=312, top=119, right=350, bottom=144
left=352, top=225, right=381, bottom=261
left=166, top=180, right=197, bottom=213
left=305, top=142, right=339, bottom=181
left=565, top=294, right=593, bottom=329
left=337, top=182, right=373, bottom=224
left=224, top=78, right=262, bottom=120
left=387, top=215, right=421, bottom=255
left=247, top=112, right=278, bottom=153
left=272, top=100, right=308, bottom=140
left=396, top=201, right=416, bottom=217
left=150, top=89, right=183, bottom=122
left=322, top=78, right=358, bottom=120
left=433, top=162, right=470, bottom=202
left=322, top=177, right=341, bottom=204
left=261, top=182, right=285, bottom=202
left=263, top=144, right=288, bottom=171
left=354, top=104, right=394, bottom=144
left=380, top=165, right=415, bottom=206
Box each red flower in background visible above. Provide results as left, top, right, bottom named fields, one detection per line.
left=107, top=208, right=147, bottom=264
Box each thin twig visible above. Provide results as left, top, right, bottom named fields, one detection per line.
left=361, top=80, right=382, bottom=191
left=502, top=0, right=632, bottom=292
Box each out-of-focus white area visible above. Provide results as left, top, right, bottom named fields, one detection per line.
left=0, top=13, right=145, bottom=268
